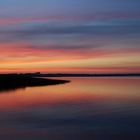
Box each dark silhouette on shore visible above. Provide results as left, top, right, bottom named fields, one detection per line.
left=23, top=72, right=140, bottom=77
left=0, top=72, right=139, bottom=92
left=0, top=74, right=70, bottom=92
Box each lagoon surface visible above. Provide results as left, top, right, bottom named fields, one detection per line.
left=0, top=77, right=140, bottom=140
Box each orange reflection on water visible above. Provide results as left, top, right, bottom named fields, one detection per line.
left=0, top=77, right=140, bottom=110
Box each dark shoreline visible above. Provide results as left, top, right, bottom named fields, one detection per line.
left=29, top=73, right=140, bottom=77
left=0, top=74, right=70, bottom=92
left=0, top=73, right=139, bottom=92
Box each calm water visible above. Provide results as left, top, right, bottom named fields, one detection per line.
left=0, top=77, right=140, bottom=140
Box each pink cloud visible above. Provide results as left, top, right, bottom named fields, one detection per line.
left=0, top=11, right=140, bottom=26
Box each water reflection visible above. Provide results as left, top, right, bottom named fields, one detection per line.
left=0, top=77, right=140, bottom=140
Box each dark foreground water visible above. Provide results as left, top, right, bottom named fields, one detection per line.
left=0, top=77, right=140, bottom=140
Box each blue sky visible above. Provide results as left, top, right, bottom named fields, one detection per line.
left=0, top=0, right=140, bottom=18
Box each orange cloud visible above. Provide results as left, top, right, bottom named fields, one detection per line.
left=0, top=42, right=140, bottom=73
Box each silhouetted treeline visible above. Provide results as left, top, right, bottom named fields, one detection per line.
left=0, top=73, right=140, bottom=78
left=34, top=73, right=140, bottom=77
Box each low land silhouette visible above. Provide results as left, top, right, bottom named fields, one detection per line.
left=0, top=72, right=139, bottom=92
left=0, top=74, right=70, bottom=92
left=23, top=72, right=140, bottom=77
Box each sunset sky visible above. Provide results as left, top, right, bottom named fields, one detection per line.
left=0, top=0, right=140, bottom=73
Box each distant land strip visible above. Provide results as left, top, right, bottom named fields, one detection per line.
left=1, top=73, right=140, bottom=77
left=16, top=73, right=140, bottom=77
